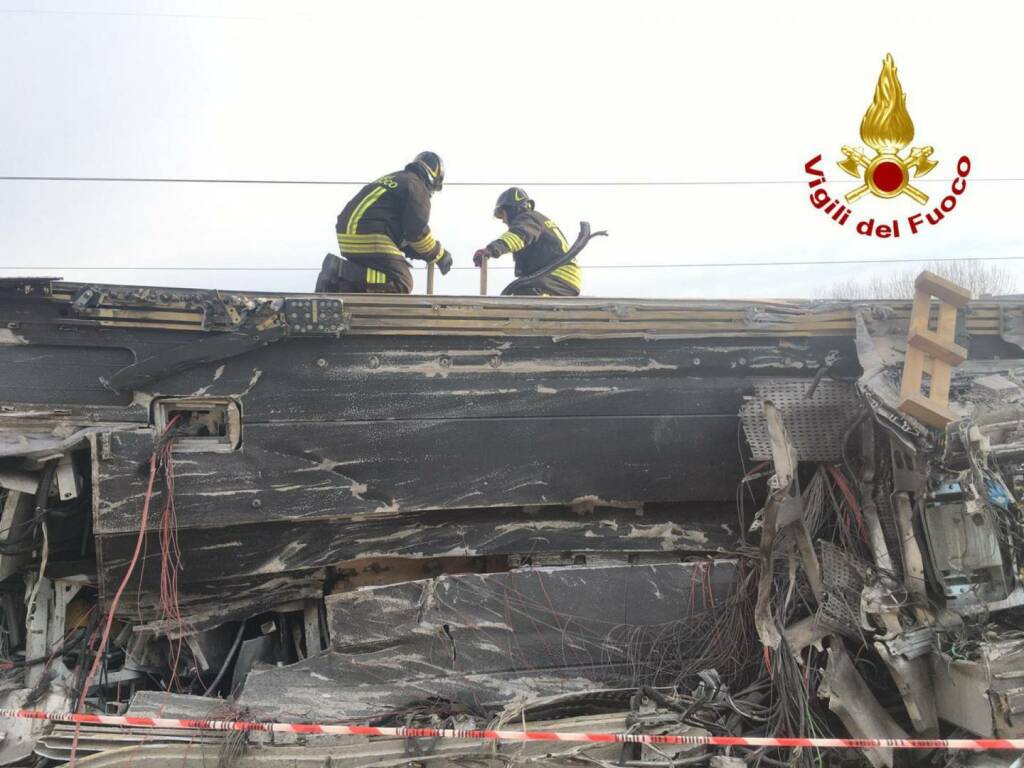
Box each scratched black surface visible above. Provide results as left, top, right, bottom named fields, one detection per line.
left=94, top=415, right=745, bottom=535
left=238, top=561, right=739, bottom=720
left=97, top=500, right=740, bottom=604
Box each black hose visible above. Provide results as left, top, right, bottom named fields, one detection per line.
left=33, top=460, right=58, bottom=521
left=500, top=221, right=608, bottom=296
left=202, top=621, right=246, bottom=697
left=2, top=627, right=87, bottom=669
left=0, top=460, right=58, bottom=555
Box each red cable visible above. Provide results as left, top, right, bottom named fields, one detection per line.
left=68, top=450, right=157, bottom=765
left=827, top=465, right=869, bottom=542
left=157, top=439, right=189, bottom=690
left=70, top=416, right=180, bottom=766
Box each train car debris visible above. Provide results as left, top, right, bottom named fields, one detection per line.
left=4, top=274, right=1024, bottom=766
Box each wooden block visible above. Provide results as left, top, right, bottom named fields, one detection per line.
left=915, top=271, right=972, bottom=309
left=900, top=347, right=927, bottom=402
left=898, top=391, right=958, bottom=429
left=929, top=363, right=953, bottom=406
left=907, top=328, right=968, bottom=366
left=937, top=301, right=958, bottom=337
left=908, top=290, right=933, bottom=333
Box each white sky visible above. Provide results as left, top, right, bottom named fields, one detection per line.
left=1, top=0, right=1022, bottom=299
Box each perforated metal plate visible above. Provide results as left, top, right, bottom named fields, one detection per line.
left=740, top=379, right=860, bottom=461
left=816, top=540, right=871, bottom=638
left=874, top=484, right=905, bottom=582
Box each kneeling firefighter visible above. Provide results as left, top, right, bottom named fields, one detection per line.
left=472, top=188, right=582, bottom=297
left=316, top=151, right=453, bottom=294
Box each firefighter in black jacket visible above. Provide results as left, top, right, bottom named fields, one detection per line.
left=316, top=151, right=453, bottom=294
left=472, top=188, right=581, bottom=296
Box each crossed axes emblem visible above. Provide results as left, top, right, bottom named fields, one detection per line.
left=837, top=145, right=938, bottom=204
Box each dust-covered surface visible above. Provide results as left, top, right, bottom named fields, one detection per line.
left=5, top=279, right=1024, bottom=766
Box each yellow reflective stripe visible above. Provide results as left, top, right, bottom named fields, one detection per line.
left=431, top=249, right=445, bottom=263
left=365, top=268, right=387, bottom=285
left=337, top=233, right=399, bottom=245
left=346, top=186, right=387, bottom=235
left=347, top=186, right=386, bottom=234
left=337, top=233, right=404, bottom=256
left=546, top=221, right=570, bottom=252
left=551, top=261, right=582, bottom=289
left=338, top=241, right=402, bottom=253
left=340, top=244, right=403, bottom=255
left=409, top=232, right=437, bottom=253
left=499, top=232, right=525, bottom=251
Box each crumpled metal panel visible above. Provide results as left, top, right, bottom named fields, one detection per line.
left=740, top=379, right=861, bottom=461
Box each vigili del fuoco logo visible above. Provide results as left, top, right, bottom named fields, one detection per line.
left=804, top=53, right=971, bottom=238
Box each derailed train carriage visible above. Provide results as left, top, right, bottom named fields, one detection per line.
left=3, top=276, right=1024, bottom=766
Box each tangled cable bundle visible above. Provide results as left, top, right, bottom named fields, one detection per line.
left=154, top=420, right=192, bottom=689
left=69, top=416, right=188, bottom=765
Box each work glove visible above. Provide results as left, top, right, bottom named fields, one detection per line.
left=435, top=250, right=453, bottom=276
left=473, top=248, right=492, bottom=267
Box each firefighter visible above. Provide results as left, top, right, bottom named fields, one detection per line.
left=316, top=151, right=453, bottom=294
left=472, top=188, right=581, bottom=296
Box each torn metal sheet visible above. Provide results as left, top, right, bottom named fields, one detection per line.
left=823, top=645, right=908, bottom=768
left=239, top=561, right=743, bottom=720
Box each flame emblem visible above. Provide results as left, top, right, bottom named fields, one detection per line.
left=838, top=54, right=938, bottom=204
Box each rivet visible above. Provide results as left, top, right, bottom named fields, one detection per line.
left=368, top=356, right=381, bottom=369
left=317, top=358, right=327, bottom=368
left=251, top=499, right=262, bottom=509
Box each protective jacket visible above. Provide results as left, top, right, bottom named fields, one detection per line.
left=335, top=169, right=445, bottom=292
left=486, top=209, right=581, bottom=294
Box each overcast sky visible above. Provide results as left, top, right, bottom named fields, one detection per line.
left=1, top=0, right=1022, bottom=298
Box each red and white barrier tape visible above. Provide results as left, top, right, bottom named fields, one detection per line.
left=1, top=709, right=1023, bottom=751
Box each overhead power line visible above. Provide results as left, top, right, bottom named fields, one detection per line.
left=0, top=8, right=258, bottom=20
left=5, top=255, right=1024, bottom=272
left=1, top=175, right=1023, bottom=187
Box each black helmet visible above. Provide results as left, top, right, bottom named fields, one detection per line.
left=408, top=151, right=445, bottom=192
left=493, top=187, right=534, bottom=218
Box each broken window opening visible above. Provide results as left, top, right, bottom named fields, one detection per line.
left=151, top=398, right=242, bottom=453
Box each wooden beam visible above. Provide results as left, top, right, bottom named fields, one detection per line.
left=915, top=270, right=972, bottom=309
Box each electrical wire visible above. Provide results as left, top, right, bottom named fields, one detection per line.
left=23, top=460, right=58, bottom=619
left=0, top=626, right=89, bottom=671
left=0, top=8, right=258, bottom=20
left=0, top=466, right=58, bottom=555
left=73, top=448, right=155, bottom=703
left=68, top=418, right=179, bottom=766
left=8, top=254, right=1024, bottom=272
left=2, top=174, right=1023, bottom=186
